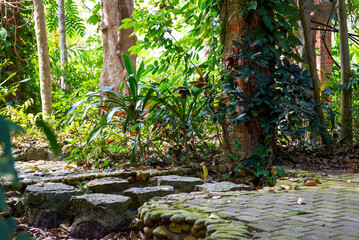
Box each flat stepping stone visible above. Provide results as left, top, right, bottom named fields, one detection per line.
left=195, top=181, right=252, bottom=192
left=151, top=175, right=203, bottom=192
left=84, top=177, right=129, bottom=194
left=123, top=185, right=175, bottom=209
left=70, top=193, right=132, bottom=239
left=23, top=183, right=82, bottom=228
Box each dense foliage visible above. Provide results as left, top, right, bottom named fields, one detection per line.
left=1, top=0, right=359, bottom=188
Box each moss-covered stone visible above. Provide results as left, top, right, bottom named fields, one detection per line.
left=153, top=225, right=168, bottom=237
left=143, top=226, right=153, bottom=237
left=191, top=228, right=206, bottom=238
left=184, top=237, right=196, bottom=240
left=149, top=211, right=164, bottom=221
left=170, top=214, right=186, bottom=223
left=169, top=223, right=182, bottom=233
left=161, top=212, right=174, bottom=224
left=143, top=212, right=153, bottom=226
left=185, top=215, right=205, bottom=224
left=193, top=219, right=206, bottom=230
left=181, top=223, right=192, bottom=233
left=205, top=219, right=229, bottom=227
left=135, top=220, right=144, bottom=229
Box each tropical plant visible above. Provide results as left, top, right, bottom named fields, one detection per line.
left=68, top=54, right=154, bottom=163
left=44, top=0, right=86, bottom=38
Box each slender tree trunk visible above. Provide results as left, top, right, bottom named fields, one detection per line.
left=33, top=0, right=52, bottom=119
left=299, top=0, right=330, bottom=145
left=100, top=0, right=136, bottom=94
left=58, top=0, right=68, bottom=90
left=338, top=0, right=352, bottom=143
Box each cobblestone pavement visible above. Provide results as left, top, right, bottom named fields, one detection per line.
left=149, top=174, right=359, bottom=239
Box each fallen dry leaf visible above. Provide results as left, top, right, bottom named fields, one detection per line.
left=65, top=163, right=77, bottom=169
left=136, top=173, right=147, bottom=182
left=212, top=196, right=221, bottom=199
left=303, top=180, right=317, bottom=186
left=280, top=185, right=292, bottom=191
left=297, top=197, right=304, bottom=205
left=289, top=178, right=299, bottom=182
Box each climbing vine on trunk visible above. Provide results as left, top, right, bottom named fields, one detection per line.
left=220, top=0, right=327, bottom=184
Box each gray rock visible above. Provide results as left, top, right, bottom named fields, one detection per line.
left=123, top=185, right=174, bottom=209
left=70, top=193, right=132, bottom=239
left=85, top=177, right=129, bottom=194
left=12, top=148, right=25, bottom=161
left=61, top=144, right=72, bottom=159
left=25, top=147, right=48, bottom=160
left=151, top=175, right=203, bottom=192
left=23, top=183, right=82, bottom=228
left=47, top=149, right=62, bottom=161
left=195, top=181, right=252, bottom=193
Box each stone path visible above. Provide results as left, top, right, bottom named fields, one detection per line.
left=3, top=157, right=359, bottom=239
left=141, top=174, right=359, bottom=239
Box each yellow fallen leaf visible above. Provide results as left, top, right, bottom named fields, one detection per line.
left=346, top=180, right=351, bottom=183
left=201, top=162, right=208, bottom=179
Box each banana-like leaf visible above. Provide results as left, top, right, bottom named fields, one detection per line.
left=121, top=53, right=135, bottom=75
left=35, top=120, right=60, bottom=155
left=128, top=77, right=138, bottom=99
left=130, top=135, right=139, bottom=163
left=136, top=61, right=145, bottom=83
left=106, top=107, right=122, bottom=123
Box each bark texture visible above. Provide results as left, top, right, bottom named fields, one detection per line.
left=58, top=0, right=68, bottom=90
left=337, top=0, right=353, bottom=143
left=33, top=0, right=52, bottom=118
left=100, top=0, right=136, bottom=94
left=299, top=0, right=330, bottom=145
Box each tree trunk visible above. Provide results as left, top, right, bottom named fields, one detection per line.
left=299, top=0, right=330, bottom=145
left=337, top=0, right=352, bottom=143
left=33, top=0, right=52, bottom=118
left=100, top=0, right=136, bottom=94
left=58, top=0, right=68, bottom=90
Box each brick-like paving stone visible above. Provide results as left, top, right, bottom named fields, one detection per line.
left=155, top=174, right=359, bottom=239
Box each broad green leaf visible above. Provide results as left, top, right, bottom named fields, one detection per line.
left=287, top=35, right=302, bottom=46
left=276, top=167, right=285, bottom=177
left=35, top=120, right=60, bottom=155
left=121, top=53, right=134, bottom=75
left=247, top=1, right=257, bottom=10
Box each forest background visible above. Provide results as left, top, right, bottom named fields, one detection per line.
left=1, top=2, right=359, bottom=237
